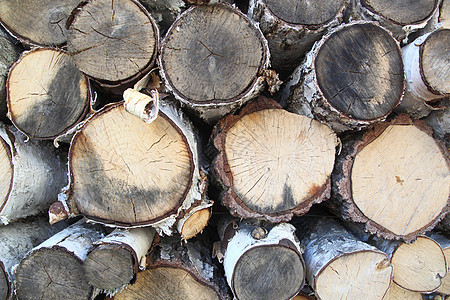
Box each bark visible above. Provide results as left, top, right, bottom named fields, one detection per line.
left=281, top=21, right=404, bottom=132
left=138, top=0, right=186, bottom=33
left=0, top=124, right=67, bottom=225
left=383, top=283, right=424, bottom=300
left=428, top=233, right=450, bottom=295
left=425, top=99, right=450, bottom=149
left=211, top=96, right=337, bottom=223
left=0, top=36, right=20, bottom=123
left=330, top=115, right=449, bottom=242
left=159, top=2, right=272, bottom=124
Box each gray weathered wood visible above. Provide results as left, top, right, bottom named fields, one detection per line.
left=0, top=36, right=19, bottom=122
left=138, top=0, right=186, bottom=33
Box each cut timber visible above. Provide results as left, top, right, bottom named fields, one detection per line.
left=295, top=217, right=393, bottom=300
left=177, top=203, right=212, bottom=240
left=330, top=115, right=449, bottom=241
left=114, top=235, right=229, bottom=300
left=219, top=220, right=305, bottom=300
left=352, top=0, right=441, bottom=40
left=0, top=0, right=82, bottom=46
left=441, top=0, right=450, bottom=28
left=382, top=283, right=423, bottom=300
left=0, top=216, right=67, bottom=300
left=429, top=233, right=450, bottom=295
left=0, top=36, right=19, bottom=122
left=0, top=124, right=66, bottom=225
left=67, top=0, right=159, bottom=94
left=248, top=0, right=348, bottom=79
left=50, top=100, right=206, bottom=234
left=7, top=48, right=90, bottom=139
left=396, top=29, right=450, bottom=118
left=211, top=97, right=337, bottom=223
left=138, top=0, right=186, bottom=33
left=282, top=22, right=404, bottom=132
left=15, top=220, right=106, bottom=300
left=84, top=227, right=156, bottom=294
left=159, top=2, right=270, bottom=124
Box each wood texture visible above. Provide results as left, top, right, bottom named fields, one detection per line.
left=212, top=97, right=337, bottom=222
left=429, top=233, right=450, bottom=295
left=67, top=0, right=158, bottom=91
left=138, top=0, right=186, bottom=33
left=7, top=48, right=89, bottom=139
left=0, top=36, right=19, bottom=122
left=179, top=207, right=211, bottom=240
left=383, top=283, right=423, bottom=300
left=0, top=0, right=82, bottom=46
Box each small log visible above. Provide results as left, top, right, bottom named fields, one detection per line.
left=0, top=36, right=20, bottom=122
left=350, top=0, right=441, bottom=41
left=84, top=227, right=156, bottom=294
left=294, top=217, right=393, bottom=300
left=330, top=115, right=449, bottom=241
left=428, top=233, right=450, bottom=295
left=383, top=283, right=424, bottom=300
left=0, top=0, right=82, bottom=47
left=138, top=0, right=186, bottom=33
left=15, top=220, right=106, bottom=300
left=281, top=21, right=404, bottom=132
left=7, top=48, right=90, bottom=139
left=159, top=2, right=271, bottom=124
left=211, top=96, right=337, bottom=223
left=396, top=29, right=450, bottom=118
left=67, top=0, right=159, bottom=94
left=248, top=0, right=348, bottom=79
left=0, top=124, right=67, bottom=225
left=218, top=219, right=305, bottom=300
left=176, top=201, right=212, bottom=240
left=0, top=216, right=68, bottom=300
left=114, top=235, right=229, bottom=299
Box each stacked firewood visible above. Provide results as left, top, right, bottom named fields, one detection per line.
left=0, top=0, right=448, bottom=299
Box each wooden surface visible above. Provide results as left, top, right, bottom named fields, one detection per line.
left=70, top=103, right=193, bottom=226
left=420, top=29, right=450, bottom=94
left=315, top=23, right=403, bottom=121
left=429, top=234, right=450, bottom=295
left=0, top=263, right=6, bottom=300
left=383, top=282, right=423, bottom=300
left=7, top=48, right=89, bottom=139
left=180, top=208, right=211, bottom=240
left=0, top=137, right=12, bottom=213
left=263, top=0, right=346, bottom=25
left=160, top=3, right=265, bottom=104
left=0, top=36, right=19, bottom=121
left=67, top=0, right=157, bottom=83
left=361, top=0, right=437, bottom=25
left=0, top=0, right=81, bottom=46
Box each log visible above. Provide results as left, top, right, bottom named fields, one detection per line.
left=6, top=48, right=90, bottom=139
left=67, top=0, right=159, bottom=94
left=0, top=0, right=82, bottom=47
left=383, top=283, right=424, bottom=300
left=84, top=227, right=156, bottom=294
left=247, top=0, right=349, bottom=79
left=281, top=21, right=404, bottom=132
left=49, top=98, right=209, bottom=235
left=0, top=36, right=20, bottom=122
left=441, top=0, right=450, bottom=28
left=211, top=97, right=337, bottom=223
left=0, top=216, right=68, bottom=300
left=138, top=0, right=186, bottom=33
left=15, top=220, right=106, bottom=300
left=396, top=29, right=450, bottom=118
left=0, top=124, right=67, bottom=225
left=425, top=98, right=449, bottom=149
left=294, top=217, right=393, bottom=300
left=159, top=2, right=272, bottom=124
left=114, top=235, right=229, bottom=299
left=428, top=233, right=450, bottom=295
left=330, top=115, right=449, bottom=241
left=217, top=219, right=305, bottom=300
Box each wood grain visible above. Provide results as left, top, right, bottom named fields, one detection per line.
left=0, top=136, right=12, bottom=213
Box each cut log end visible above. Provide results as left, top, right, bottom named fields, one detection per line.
left=180, top=208, right=211, bottom=240
left=0, top=136, right=12, bottom=212
left=232, top=245, right=304, bottom=300
left=383, top=283, right=423, bottom=300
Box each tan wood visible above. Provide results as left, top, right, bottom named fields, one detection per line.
left=180, top=208, right=211, bottom=240
left=0, top=138, right=12, bottom=213
left=7, top=48, right=89, bottom=139
left=382, top=283, right=423, bottom=300
left=428, top=233, right=450, bottom=295
left=441, top=0, right=450, bottom=28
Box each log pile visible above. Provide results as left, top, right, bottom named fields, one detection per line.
left=0, top=0, right=448, bottom=300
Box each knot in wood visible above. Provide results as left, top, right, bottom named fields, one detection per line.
left=251, top=227, right=267, bottom=240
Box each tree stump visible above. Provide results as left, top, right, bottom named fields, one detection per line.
left=248, top=0, right=349, bottom=79
left=0, top=36, right=19, bottom=123
left=282, top=22, right=404, bottom=132
left=66, top=0, right=159, bottom=94
left=428, top=233, right=450, bottom=295
left=7, top=48, right=90, bottom=139
left=84, top=227, right=156, bottom=294
left=15, top=220, right=106, bottom=300
left=0, top=216, right=68, bottom=300
left=216, top=219, right=305, bottom=300
left=0, top=0, right=82, bottom=47
left=211, top=97, right=337, bottom=223
left=396, top=29, right=450, bottom=118
left=159, top=2, right=270, bottom=124
left=330, top=115, right=449, bottom=241
left=0, top=124, right=67, bottom=225
left=294, top=217, right=393, bottom=300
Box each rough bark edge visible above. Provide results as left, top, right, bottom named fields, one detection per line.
left=6, top=47, right=91, bottom=140
left=282, top=21, right=405, bottom=133
left=0, top=131, right=13, bottom=215
left=329, top=114, right=450, bottom=242
left=0, top=260, right=11, bottom=300
left=66, top=0, right=160, bottom=95
left=158, top=2, right=270, bottom=106
left=211, top=96, right=331, bottom=223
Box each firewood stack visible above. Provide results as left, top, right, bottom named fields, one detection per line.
left=0, top=0, right=448, bottom=299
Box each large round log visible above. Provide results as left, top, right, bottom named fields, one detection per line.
left=159, top=2, right=271, bottom=124
left=282, top=22, right=404, bottom=132
left=7, top=48, right=90, bottom=139
left=330, top=115, right=449, bottom=241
